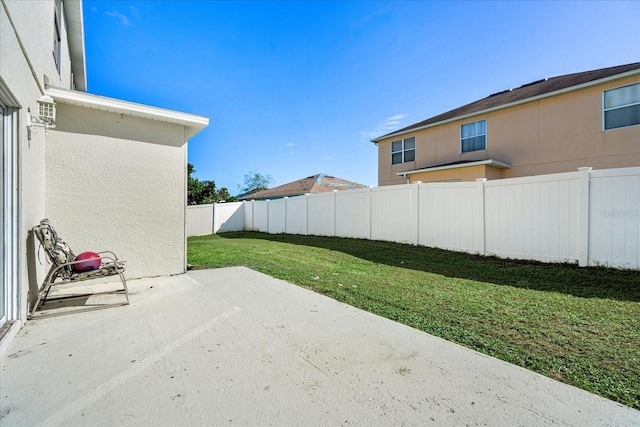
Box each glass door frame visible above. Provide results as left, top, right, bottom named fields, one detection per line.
left=0, top=94, right=19, bottom=328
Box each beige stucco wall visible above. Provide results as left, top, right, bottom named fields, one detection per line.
left=45, top=104, right=188, bottom=279
left=407, top=164, right=504, bottom=183
left=377, top=74, right=640, bottom=186
left=2, top=0, right=74, bottom=92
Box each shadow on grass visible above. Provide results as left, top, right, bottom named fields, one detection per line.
left=216, top=231, right=640, bottom=303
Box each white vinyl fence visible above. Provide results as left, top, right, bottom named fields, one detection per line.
left=186, top=202, right=244, bottom=236
left=187, top=167, right=640, bottom=269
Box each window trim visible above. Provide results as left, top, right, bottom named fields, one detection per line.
left=602, top=82, right=640, bottom=131
left=460, top=119, right=487, bottom=154
left=391, top=137, right=416, bottom=165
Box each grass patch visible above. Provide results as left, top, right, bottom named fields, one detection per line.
left=188, top=231, right=640, bottom=409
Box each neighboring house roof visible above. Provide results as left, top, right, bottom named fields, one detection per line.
left=372, top=62, right=640, bottom=142
left=64, top=0, right=87, bottom=91
left=46, top=86, right=209, bottom=140
left=238, top=174, right=367, bottom=200
left=236, top=189, right=260, bottom=200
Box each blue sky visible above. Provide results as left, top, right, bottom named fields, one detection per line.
left=83, top=1, right=640, bottom=194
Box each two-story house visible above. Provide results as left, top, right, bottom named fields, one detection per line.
left=1, top=0, right=208, bottom=352
left=372, top=63, right=640, bottom=186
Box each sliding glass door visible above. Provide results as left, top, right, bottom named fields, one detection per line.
left=0, top=104, right=5, bottom=327
left=0, top=100, right=17, bottom=329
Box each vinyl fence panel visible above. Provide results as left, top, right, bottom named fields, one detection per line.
left=418, top=182, right=481, bottom=253
left=268, top=199, right=287, bottom=234
left=285, top=196, right=308, bottom=235
left=213, top=202, right=244, bottom=233
left=484, top=172, right=580, bottom=263
left=307, top=192, right=335, bottom=236
left=335, top=188, right=371, bottom=239
left=252, top=201, right=269, bottom=232
left=589, top=167, right=640, bottom=268
left=243, top=201, right=253, bottom=230
left=186, top=204, right=214, bottom=237
left=371, top=184, right=417, bottom=244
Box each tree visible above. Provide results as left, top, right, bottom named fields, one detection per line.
left=239, top=170, right=274, bottom=193
left=188, top=163, right=236, bottom=205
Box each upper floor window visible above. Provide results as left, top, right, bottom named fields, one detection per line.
left=391, top=137, right=415, bottom=164
left=604, top=82, right=640, bottom=130
left=461, top=119, right=486, bottom=153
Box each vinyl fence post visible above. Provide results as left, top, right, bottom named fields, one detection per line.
left=476, top=178, right=487, bottom=255
left=251, top=200, right=255, bottom=231
left=368, top=186, right=373, bottom=241
left=284, top=197, right=288, bottom=234
left=577, top=167, right=592, bottom=267
left=305, top=193, right=309, bottom=236
left=242, top=201, right=248, bottom=231
left=266, top=199, right=270, bottom=234
left=414, top=182, right=421, bottom=246
left=333, top=190, right=338, bottom=237
left=212, top=203, right=216, bottom=235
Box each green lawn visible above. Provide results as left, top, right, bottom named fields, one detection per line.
left=188, top=232, right=640, bottom=409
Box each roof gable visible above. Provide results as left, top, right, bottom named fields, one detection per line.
left=373, top=62, right=640, bottom=142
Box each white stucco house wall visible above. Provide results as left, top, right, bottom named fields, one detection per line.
left=0, top=0, right=208, bottom=354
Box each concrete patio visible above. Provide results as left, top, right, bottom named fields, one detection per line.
left=1, top=267, right=638, bottom=426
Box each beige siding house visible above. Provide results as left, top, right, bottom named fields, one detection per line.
left=372, top=63, right=640, bottom=186
left=0, top=0, right=208, bottom=353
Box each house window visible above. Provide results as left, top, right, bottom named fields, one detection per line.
left=461, top=119, right=486, bottom=153
left=391, top=137, right=415, bottom=165
left=604, top=82, right=640, bottom=130
left=53, top=0, right=62, bottom=74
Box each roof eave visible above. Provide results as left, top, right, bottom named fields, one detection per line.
left=396, top=159, right=512, bottom=177
left=63, top=0, right=87, bottom=91
left=372, top=67, right=640, bottom=143
left=45, top=86, right=209, bottom=139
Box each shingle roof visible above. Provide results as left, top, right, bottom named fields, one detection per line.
left=373, top=62, right=640, bottom=142
left=238, top=174, right=366, bottom=201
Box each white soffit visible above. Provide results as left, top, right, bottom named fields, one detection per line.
left=45, top=86, right=209, bottom=139
left=396, top=159, right=511, bottom=176
left=63, top=0, right=87, bottom=91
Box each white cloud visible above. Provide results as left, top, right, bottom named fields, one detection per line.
left=106, top=11, right=131, bottom=27
left=129, top=5, right=140, bottom=20
left=360, top=114, right=408, bottom=140
left=378, top=114, right=407, bottom=132
left=286, top=142, right=295, bottom=147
